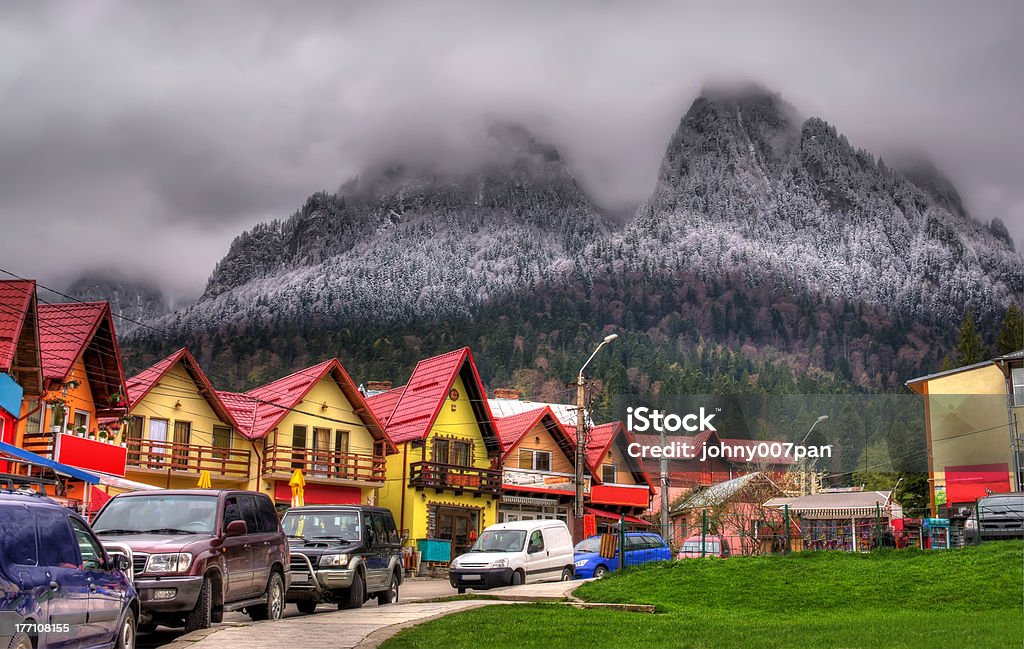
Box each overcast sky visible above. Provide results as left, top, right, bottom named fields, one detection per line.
left=1, top=1, right=1022, bottom=302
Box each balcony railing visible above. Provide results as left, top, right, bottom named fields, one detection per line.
left=124, top=438, right=251, bottom=478
left=263, top=445, right=386, bottom=483
left=409, top=461, right=501, bottom=496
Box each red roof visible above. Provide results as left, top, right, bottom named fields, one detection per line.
left=0, top=280, right=36, bottom=372
left=126, top=348, right=238, bottom=431
left=494, top=406, right=576, bottom=464
left=365, top=386, right=406, bottom=423
left=567, top=421, right=654, bottom=490
left=369, top=347, right=499, bottom=452
left=37, top=302, right=109, bottom=381
left=220, top=359, right=390, bottom=446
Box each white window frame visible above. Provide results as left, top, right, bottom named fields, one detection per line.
left=1012, top=367, right=1024, bottom=407
left=519, top=448, right=552, bottom=472
left=602, top=463, right=617, bottom=484
left=72, top=410, right=90, bottom=431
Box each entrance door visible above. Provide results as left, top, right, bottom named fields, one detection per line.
left=434, top=507, right=479, bottom=560
left=173, top=421, right=192, bottom=470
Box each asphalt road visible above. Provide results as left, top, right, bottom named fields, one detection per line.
left=137, top=579, right=458, bottom=648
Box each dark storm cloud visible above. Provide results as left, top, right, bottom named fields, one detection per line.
left=1, top=1, right=1022, bottom=300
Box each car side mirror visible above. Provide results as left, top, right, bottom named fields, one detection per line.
left=115, top=555, right=131, bottom=572
left=224, top=520, right=248, bottom=537
left=528, top=543, right=543, bottom=554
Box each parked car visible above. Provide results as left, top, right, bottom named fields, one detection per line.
left=448, top=520, right=575, bottom=594
left=281, top=505, right=403, bottom=612
left=964, top=492, right=1024, bottom=544
left=0, top=489, right=139, bottom=649
left=573, top=532, right=672, bottom=578
left=91, top=489, right=288, bottom=632
left=677, top=534, right=731, bottom=558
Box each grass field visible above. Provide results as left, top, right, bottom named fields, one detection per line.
left=381, top=542, right=1024, bottom=649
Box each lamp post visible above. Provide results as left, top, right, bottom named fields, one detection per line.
left=575, top=334, right=618, bottom=519
left=798, top=415, right=828, bottom=494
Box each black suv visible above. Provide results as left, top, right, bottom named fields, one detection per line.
left=0, top=490, right=139, bottom=649
left=281, top=506, right=403, bottom=612
left=91, top=489, right=289, bottom=632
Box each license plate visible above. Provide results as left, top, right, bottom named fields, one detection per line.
left=292, top=573, right=309, bottom=583
left=461, top=574, right=481, bottom=581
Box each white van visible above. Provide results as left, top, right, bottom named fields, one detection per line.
left=448, top=520, right=575, bottom=593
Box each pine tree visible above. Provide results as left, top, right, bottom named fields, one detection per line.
left=995, top=303, right=1023, bottom=355
left=945, top=311, right=987, bottom=368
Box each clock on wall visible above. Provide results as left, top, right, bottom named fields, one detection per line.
left=448, top=388, right=460, bottom=401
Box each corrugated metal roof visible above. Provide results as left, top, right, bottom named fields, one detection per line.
left=672, top=472, right=781, bottom=511
left=487, top=398, right=586, bottom=428
left=764, top=490, right=895, bottom=512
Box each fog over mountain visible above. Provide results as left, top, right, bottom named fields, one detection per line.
left=1, top=2, right=1023, bottom=301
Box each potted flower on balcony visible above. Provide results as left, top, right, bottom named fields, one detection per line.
left=48, top=397, right=68, bottom=433
left=98, top=429, right=109, bottom=443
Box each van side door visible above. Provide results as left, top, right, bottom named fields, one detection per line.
left=524, top=529, right=547, bottom=583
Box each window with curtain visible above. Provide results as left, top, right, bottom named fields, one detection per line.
left=602, top=464, right=616, bottom=484
left=212, top=426, right=232, bottom=459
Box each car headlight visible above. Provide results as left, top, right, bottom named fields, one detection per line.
left=489, top=558, right=508, bottom=569
left=319, top=554, right=349, bottom=567
left=574, top=559, right=588, bottom=567
left=450, top=558, right=460, bottom=569
left=145, top=553, right=193, bottom=574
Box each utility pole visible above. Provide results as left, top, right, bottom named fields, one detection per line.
left=574, top=334, right=618, bottom=521
left=660, top=424, right=670, bottom=540
left=574, top=374, right=587, bottom=519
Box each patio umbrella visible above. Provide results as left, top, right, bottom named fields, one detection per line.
left=197, top=470, right=212, bottom=489
left=289, top=469, right=305, bottom=508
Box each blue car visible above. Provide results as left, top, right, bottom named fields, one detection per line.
left=1, top=489, right=139, bottom=649
left=573, top=532, right=672, bottom=578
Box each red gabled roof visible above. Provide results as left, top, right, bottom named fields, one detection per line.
left=370, top=347, right=500, bottom=454
left=494, top=406, right=576, bottom=465
left=365, top=386, right=406, bottom=424
left=0, top=280, right=36, bottom=372
left=37, top=302, right=107, bottom=380
left=221, top=359, right=391, bottom=446
left=126, top=348, right=239, bottom=431
left=568, top=421, right=655, bottom=491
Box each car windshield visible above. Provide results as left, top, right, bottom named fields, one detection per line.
left=281, top=511, right=361, bottom=541
left=470, top=529, right=526, bottom=553
left=93, top=495, right=218, bottom=535
left=574, top=536, right=601, bottom=553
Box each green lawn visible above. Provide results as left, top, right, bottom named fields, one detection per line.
left=382, top=542, right=1024, bottom=649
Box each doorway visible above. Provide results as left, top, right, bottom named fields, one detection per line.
left=432, top=506, right=480, bottom=559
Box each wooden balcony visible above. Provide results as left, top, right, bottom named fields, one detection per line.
left=124, top=438, right=251, bottom=479
left=262, top=445, right=386, bottom=484
left=409, top=461, right=501, bottom=496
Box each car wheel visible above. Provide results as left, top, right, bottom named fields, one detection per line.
left=184, top=578, right=212, bottom=632
left=339, top=571, right=365, bottom=609
left=457, top=587, right=466, bottom=595
left=376, top=573, right=399, bottom=606
left=116, top=611, right=137, bottom=649
left=296, top=600, right=318, bottom=615
left=560, top=567, right=573, bottom=581
left=7, top=632, right=31, bottom=649
left=593, top=565, right=609, bottom=579
left=248, top=572, right=285, bottom=621
left=511, top=570, right=523, bottom=586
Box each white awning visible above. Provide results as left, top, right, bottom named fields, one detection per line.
left=91, top=471, right=161, bottom=491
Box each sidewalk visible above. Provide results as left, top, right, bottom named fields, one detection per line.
left=168, top=580, right=585, bottom=649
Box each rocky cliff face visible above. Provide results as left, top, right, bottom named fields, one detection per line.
left=66, top=274, right=171, bottom=335
left=125, top=90, right=1021, bottom=387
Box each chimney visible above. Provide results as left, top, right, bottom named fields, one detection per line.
left=493, top=388, right=520, bottom=400
left=366, top=380, right=393, bottom=392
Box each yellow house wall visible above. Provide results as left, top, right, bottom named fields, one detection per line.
left=257, top=376, right=381, bottom=502
left=125, top=361, right=255, bottom=489
left=379, top=375, right=499, bottom=545
left=506, top=421, right=573, bottom=474
left=924, top=364, right=1017, bottom=493
left=598, top=440, right=641, bottom=485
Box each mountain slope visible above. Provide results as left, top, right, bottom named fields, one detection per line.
left=123, top=90, right=1022, bottom=392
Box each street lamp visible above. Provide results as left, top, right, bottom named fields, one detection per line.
left=575, top=333, right=618, bottom=519
left=797, top=415, right=829, bottom=495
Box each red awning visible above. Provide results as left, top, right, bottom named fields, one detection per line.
left=585, top=506, right=653, bottom=526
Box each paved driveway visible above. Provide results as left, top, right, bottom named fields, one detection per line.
left=141, top=579, right=584, bottom=649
